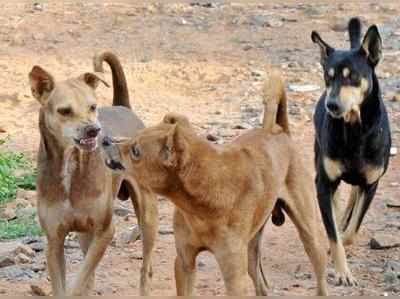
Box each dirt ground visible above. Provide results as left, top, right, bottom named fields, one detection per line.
left=0, top=1, right=399, bottom=296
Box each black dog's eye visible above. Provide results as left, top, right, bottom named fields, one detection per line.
left=350, top=72, right=360, bottom=85
left=131, top=144, right=141, bottom=160
left=57, top=107, right=73, bottom=117
left=89, top=104, right=97, bottom=112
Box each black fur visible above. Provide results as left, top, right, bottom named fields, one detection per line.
left=311, top=19, right=391, bottom=243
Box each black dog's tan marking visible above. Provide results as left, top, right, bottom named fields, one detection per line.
left=311, top=18, right=391, bottom=286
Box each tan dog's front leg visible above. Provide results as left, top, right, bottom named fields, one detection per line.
left=46, top=237, right=66, bottom=295
left=215, top=242, right=248, bottom=295
left=77, top=233, right=95, bottom=294
left=70, top=225, right=114, bottom=295
left=138, top=189, right=159, bottom=296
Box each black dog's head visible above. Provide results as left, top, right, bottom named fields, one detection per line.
left=311, top=18, right=382, bottom=122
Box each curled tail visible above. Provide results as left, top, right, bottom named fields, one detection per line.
left=93, top=51, right=131, bottom=108
left=348, top=17, right=362, bottom=49
left=262, top=68, right=290, bottom=135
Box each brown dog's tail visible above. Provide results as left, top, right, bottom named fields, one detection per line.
left=262, top=68, right=290, bottom=135
left=93, top=51, right=131, bottom=109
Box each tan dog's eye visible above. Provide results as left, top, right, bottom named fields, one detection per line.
left=89, top=104, right=97, bottom=112
left=57, top=107, right=73, bottom=117
left=131, top=144, right=141, bottom=160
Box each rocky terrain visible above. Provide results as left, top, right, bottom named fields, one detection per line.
left=0, top=1, right=399, bottom=296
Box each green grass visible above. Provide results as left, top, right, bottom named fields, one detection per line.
left=0, top=140, right=41, bottom=240
left=0, top=215, right=42, bottom=240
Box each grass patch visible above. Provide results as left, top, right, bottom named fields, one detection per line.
left=0, top=215, right=42, bottom=240
left=0, top=140, right=41, bottom=239
left=0, top=150, right=37, bottom=204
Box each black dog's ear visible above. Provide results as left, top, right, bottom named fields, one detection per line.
left=311, top=31, right=334, bottom=66
left=348, top=17, right=362, bottom=49
left=360, top=25, right=382, bottom=66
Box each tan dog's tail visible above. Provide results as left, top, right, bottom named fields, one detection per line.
left=162, top=112, right=191, bottom=128
left=262, top=69, right=289, bottom=135
left=94, top=52, right=131, bottom=108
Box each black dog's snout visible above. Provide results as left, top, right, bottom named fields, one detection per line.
left=85, top=126, right=101, bottom=138
left=327, top=101, right=340, bottom=113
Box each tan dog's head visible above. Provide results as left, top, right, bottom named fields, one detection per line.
left=106, top=122, right=191, bottom=193
left=29, top=66, right=109, bottom=151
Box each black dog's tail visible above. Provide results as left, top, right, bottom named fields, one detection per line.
left=348, top=17, right=362, bottom=49
left=93, top=51, right=131, bottom=109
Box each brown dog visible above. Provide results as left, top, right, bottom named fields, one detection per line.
left=106, top=71, right=328, bottom=295
left=30, top=52, right=158, bottom=295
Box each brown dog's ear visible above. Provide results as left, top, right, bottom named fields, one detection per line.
left=311, top=31, right=334, bottom=66
left=162, top=125, right=190, bottom=169
left=79, top=72, right=110, bottom=89
left=29, top=66, right=55, bottom=104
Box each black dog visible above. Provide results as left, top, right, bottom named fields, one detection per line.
left=311, top=18, right=391, bottom=286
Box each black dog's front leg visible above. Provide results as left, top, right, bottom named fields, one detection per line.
left=316, top=169, right=357, bottom=286
left=341, top=181, right=379, bottom=245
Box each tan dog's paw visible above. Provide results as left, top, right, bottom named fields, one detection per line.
left=334, top=270, right=358, bottom=287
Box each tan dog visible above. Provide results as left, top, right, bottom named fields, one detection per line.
left=106, top=72, right=328, bottom=295
left=30, top=52, right=158, bottom=295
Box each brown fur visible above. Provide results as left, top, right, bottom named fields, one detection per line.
left=109, top=72, right=328, bottom=295
left=31, top=52, right=158, bottom=295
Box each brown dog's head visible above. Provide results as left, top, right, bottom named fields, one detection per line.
left=29, top=66, right=109, bottom=151
left=106, top=121, right=192, bottom=193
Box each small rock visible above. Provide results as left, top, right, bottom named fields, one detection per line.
left=16, top=189, right=36, bottom=201
left=369, top=233, right=400, bottom=250
left=289, top=84, right=320, bottom=92
left=206, top=134, right=219, bottom=142
left=30, top=284, right=47, bottom=296
left=233, top=123, right=253, bottom=130
left=251, top=69, right=266, bottom=77
left=390, top=147, right=397, bottom=156
left=16, top=207, right=36, bottom=218
left=14, top=245, right=35, bottom=258
left=243, top=45, right=252, bottom=51
left=131, top=253, right=143, bottom=260
left=1, top=207, right=16, bottom=221
left=29, top=242, right=45, bottom=253
left=113, top=206, right=132, bottom=217
left=16, top=253, right=31, bottom=264
left=159, top=227, right=174, bottom=235
left=31, top=263, right=46, bottom=272
left=32, top=3, right=43, bottom=11
left=0, top=265, right=34, bottom=280
left=0, top=256, right=15, bottom=268
left=391, top=94, right=400, bottom=102
left=384, top=271, right=398, bottom=284
left=384, top=260, right=400, bottom=273
left=265, top=19, right=284, bottom=28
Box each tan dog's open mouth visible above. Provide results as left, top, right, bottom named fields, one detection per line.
left=74, top=137, right=98, bottom=151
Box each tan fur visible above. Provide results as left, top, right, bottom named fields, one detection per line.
left=340, top=78, right=369, bottom=123
left=262, top=68, right=290, bottom=134
left=110, top=73, right=328, bottom=296
left=30, top=53, right=158, bottom=295
left=323, top=157, right=342, bottom=181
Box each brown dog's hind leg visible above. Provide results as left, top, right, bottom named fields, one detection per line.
left=137, top=188, right=159, bottom=296
left=77, top=233, right=95, bottom=294
left=46, top=236, right=66, bottom=295
left=248, top=223, right=269, bottom=295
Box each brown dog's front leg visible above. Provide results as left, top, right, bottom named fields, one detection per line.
left=138, top=189, right=159, bottom=296
left=46, top=237, right=66, bottom=295
left=70, top=225, right=114, bottom=295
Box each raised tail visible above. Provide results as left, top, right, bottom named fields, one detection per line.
left=262, top=68, right=290, bottom=135
left=93, top=51, right=131, bottom=108
left=348, top=17, right=362, bottom=49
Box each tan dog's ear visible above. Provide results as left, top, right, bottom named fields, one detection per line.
left=79, top=72, right=110, bottom=89
left=163, top=125, right=190, bottom=169
left=29, top=66, right=55, bottom=104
